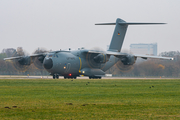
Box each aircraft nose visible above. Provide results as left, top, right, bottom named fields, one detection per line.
left=43, top=58, right=53, bottom=69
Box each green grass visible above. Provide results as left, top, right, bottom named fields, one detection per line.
left=0, top=79, right=180, bottom=119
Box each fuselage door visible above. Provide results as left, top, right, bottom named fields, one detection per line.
left=65, top=63, right=71, bottom=73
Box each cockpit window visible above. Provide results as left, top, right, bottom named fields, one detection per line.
left=52, top=54, right=58, bottom=58
left=47, top=54, right=58, bottom=58
left=48, top=55, right=53, bottom=57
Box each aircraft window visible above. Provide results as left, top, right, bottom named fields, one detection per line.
left=49, top=55, right=53, bottom=57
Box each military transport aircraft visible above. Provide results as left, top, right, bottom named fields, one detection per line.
left=4, top=18, right=173, bottom=79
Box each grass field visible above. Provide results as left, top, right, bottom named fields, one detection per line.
left=0, top=79, right=180, bottom=119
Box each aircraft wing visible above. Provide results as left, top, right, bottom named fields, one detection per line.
left=88, top=50, right=132, bottom=56
left=4, top=53, right=46, bottom=61
left=87, top=50, right=127, bottom=56
left=87, top=50, right=173, bottom=60
left=133, top=54, right=173, bottom=60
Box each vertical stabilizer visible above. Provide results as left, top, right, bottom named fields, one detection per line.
left=108, top=18, right=128, bottom=52
left=95, top=18, right=165, bottom=52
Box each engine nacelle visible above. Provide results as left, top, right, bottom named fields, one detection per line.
left=33, top=55, right=46, bottom=70
left=18, top=56, right=31, bottom=65
left=94, top=54, right=109, bottom=63
left=38, top=56, right=45, bottom=63
left=120, top=55, right=136, bottom=65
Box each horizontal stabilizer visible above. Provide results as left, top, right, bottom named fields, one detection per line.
left=95, top=23, right=166, bottom=25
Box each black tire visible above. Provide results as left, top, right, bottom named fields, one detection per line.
left=56, top=74, right=59, bottom=79
left=64, top=76, right=67, bottom=79
left=53, top=75, right=56, bottom=79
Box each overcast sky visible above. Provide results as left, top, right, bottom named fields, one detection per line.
left=0, top=0, right=180, bottom=54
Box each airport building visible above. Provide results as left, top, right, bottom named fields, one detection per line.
left=130, top=43, right=157, bottom=56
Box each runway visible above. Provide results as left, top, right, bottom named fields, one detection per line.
left=0, top=75, right=178, bottom=79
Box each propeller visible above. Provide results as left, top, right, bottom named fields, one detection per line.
left=86, top=47, right=108, bottom=69
left=11, top=47, right=30, bottom=72
left=114, top=50, right=136, bottom=72
left=32, top=48, right=48, bottom=70
left=115, top=60, right=134, bottom=72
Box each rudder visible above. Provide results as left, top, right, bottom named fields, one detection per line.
left=108, top=18, right=128, bottom=52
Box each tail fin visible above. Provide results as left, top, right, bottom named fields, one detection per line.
left=95, top=18, right=166, bottom=52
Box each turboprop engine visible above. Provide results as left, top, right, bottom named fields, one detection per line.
left=11, top=56, right=32, bottom=72
left=17, top=56, right=31, bottom=65
left=114, top=54, right=137, bottom=72
left=94, top=54, right=110, bottom=63
left=120, top=55, right=136, bottom=65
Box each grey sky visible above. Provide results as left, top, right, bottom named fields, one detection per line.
left=0, top=0, right=180, bottom=54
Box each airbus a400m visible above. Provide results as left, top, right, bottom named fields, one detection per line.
left=4, top=18, right=173, bottom=79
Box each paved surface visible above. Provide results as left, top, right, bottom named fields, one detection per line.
left=0, top=75, right=178, bottom=79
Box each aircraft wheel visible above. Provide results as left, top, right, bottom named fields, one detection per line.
left=89, top=77, right=92, bottom=79
left=73, top=77, right=76, bottom=79
left=53, top=75, right=56, bottom=79
left=64, top=76, right=67, bottom=79
left=56, top=74, right=59, bottom=79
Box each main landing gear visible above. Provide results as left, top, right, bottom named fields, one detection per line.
left=53, top=74, right=59, bottom=79
left=64, top=76, right=77, bottom=79
left=89, top=76, right=101, bottom=79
